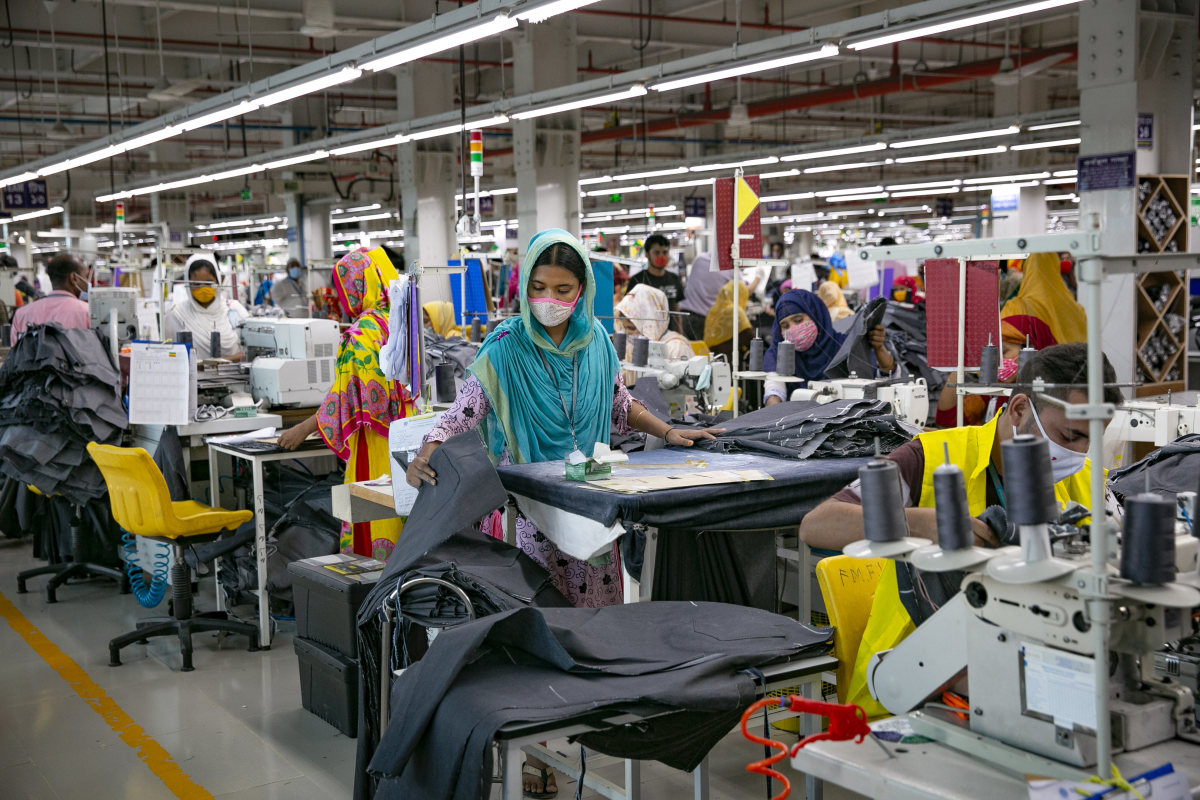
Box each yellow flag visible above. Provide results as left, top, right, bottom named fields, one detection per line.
left=735, top=176, right=759, bottom=229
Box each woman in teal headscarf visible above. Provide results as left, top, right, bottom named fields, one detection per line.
left=408, top=229, right=720, bottom=606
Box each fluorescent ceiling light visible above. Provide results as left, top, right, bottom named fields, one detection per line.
left=885, top=179, right=962, bottom=191
left=515, top=0, right=602, bottom=24
left=346, top=204, right=382, bottom=213
left=760, top=192, right=817, bottom=202
left=1042, top=177, right=1076, bottom=185
left=815, top=185, right=883, bottom=197
left=585, top=184, right=646, bottom=197
left=578, top=176, right=613, bottom=186
left=361, top=15, right=518, bottom=72
left=330, top=134, right=410, bottom=156
left=781, top=142, right=887, bottom=162
left=511, top=85, right=646, bottom=120
left=263, top=151, right=328, bottom=170
left=256, top=67, right=362, bottom=108
left=889, top=125, right=1019, bottom=149
left=650, top=43, right=839, bottom=92
left=408, top=114, right=509, bottom=141
left=178, top=100, right=260, bottom=132
left=963, top=172, right=1050, bottom=184
left=210, top=164, right=267, bottom=181
left=803, top=160, right=887, bottom=174
left=1028, top=119, right=1080, bottom=131
left=7, top=205, right=65, bottom=223
left=875, top=206, right=933, bottom=214
left=890, top=187, right=959, bottom=198
left=612, top=166, right=688, bottom=182
left=848, top=0, right=1085, bottom=51
left=646, top=178, right=715, bottom=190
left=1009, top=137, right=1080, bottom=151
left=689, top=156, right=779, bottom=172
left=1053, top=169, right=1078, bottom=177
left=455, top=187, right=518, bottom=200
left=332, top=212, right=393, bottom=224
left=1045, top=193, right=1077, bottom=201
left=760, top=169, right=801, bottom=179
left=893, top=145, right=1007, bottom=163
left=121, top=126, right=184, bottom=151
left=0, top=171, right=38, bottom=189
left=824, top=193, right=889, bottom=203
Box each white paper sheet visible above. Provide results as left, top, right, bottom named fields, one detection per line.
left=1021, top=643, right=1097, bottom=730
left=387, top=412, right=444, bottom=515
left=128, top=342, right=191, bottom=426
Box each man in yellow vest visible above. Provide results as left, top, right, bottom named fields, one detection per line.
left=799, top=343, right=1120, bottom=716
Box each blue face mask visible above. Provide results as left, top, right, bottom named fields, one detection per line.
left=288, top=267, right=303, bottom=280
left=79, top=291, right=89, bottom=302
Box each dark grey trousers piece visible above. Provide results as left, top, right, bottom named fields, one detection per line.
left=368, top=602, right=832, bottom=800
left=824, top=297, right=906, bottom=382
left=1109, top=432, right=1200, bottom=502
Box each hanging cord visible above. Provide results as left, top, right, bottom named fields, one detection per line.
left=100, top=0, right=116, bottom=201
left=573, top=746, right=587, bottom=800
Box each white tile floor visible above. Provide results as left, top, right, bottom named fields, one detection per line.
left=0, top=538, right=863, bottom=800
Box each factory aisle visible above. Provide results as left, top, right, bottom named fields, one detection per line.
left=0, top=539, right=860, bottom=800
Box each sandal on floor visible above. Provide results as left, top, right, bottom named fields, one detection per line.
left=522, top=764, right=558, bottom=799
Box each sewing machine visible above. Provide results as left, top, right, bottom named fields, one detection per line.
left=1104, top=396, right=1200, bottom=470
left=847, top=435, right=1200, bottom=775
left=240, top=318, right=340, bottom=407
left=624, top=351, right=732, bottom=417
left=790, top=375, right=930, bottom=428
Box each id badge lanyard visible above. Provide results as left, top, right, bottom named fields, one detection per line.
left=538, top=350, right=580, bottom=454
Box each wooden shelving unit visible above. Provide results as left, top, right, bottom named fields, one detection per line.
left=1133, top=174, right=1189, bottom=396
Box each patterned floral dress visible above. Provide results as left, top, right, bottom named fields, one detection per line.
left=424, top=374, right=634, bottom=608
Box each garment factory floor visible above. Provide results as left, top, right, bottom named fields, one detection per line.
left=0, top=538, right=863, bottom=800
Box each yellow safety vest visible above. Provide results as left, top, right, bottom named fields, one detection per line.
left=844, top=412, right=1095, bottom=717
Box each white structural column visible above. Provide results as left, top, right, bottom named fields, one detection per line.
left=1078, top=0, right=1196, bottom=385
left=395, top=61, right=457, bottom=303
left=302, top=204, right=332, bottom=262
left=991, top=68, right=1048, bottom=238
left=513, top=15, right=581, bottom=252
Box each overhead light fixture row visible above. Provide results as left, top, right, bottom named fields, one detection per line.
left=847, top=0, right=1085, bottom=51
left=650, top=43, right=840, bottom=92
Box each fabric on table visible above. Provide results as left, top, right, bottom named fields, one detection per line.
left=367, top=602, right=832, bottom=800
left=650, top=529, right=778, bottom=610
left=497, top=448, right=871, bottom=531
left=695, top=398, right=915, bottom=461
left=0, top=324, right=126, bottom=505
left=763, top=289, right=845, bottom=376
left=1108, top=433, right=1200, bottom=503
left=999, top=252, right=1087, bottom=344
left=703, top=280, right=752, bottom=349
left=468, top=229, right=620, bottom=465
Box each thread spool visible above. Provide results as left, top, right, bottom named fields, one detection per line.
left=933, top=449, right=972, bottom=552
left=1017, top=337, right=1037, bottom=371
left=1001, top=435, right=1057, bottom=526
left=470, top=317, right=483, bottom=342
left=1121, top=494, right=1177, bottom=585
left=748, top=337, right=765, bottom=371
left=631, top=335, right=650, bottom=367
left=209, top=329, right=222, bottom=359
left=859, top=459, right=911, bottom=543
left=979, top=336, right=999, bottom=385
left=613, top=331, right=627, bottom=360
left=775, top=341, right=796, bottom=377
left=175, top=330, right=193, bottom=347
left=485, top=319, right=500, bottom=335
left=434, top=362, right=457, bottom=404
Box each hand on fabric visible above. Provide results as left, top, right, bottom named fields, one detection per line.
left=277, top=414, right=318, bottom=451
left=405, top=442, right=441, bottom=488
left=867, top=324, right=895, bottom=372
left=665, top=427, right=725, bottom=447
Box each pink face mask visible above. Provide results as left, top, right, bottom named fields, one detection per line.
left=784, top=320, right=819, bottom=352
left=997, top=357, right=1019, bottom=382
left=529, top=287, right=582, bottom=327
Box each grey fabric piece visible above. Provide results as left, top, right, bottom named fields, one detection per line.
left=422, top=330, right=477, bottom=385
left=367, top=602, right=832, bottom=800
left=824, top=297, right=906, bottom=381
left=153, top=427, right=190, bottom=502
left=882, top=302, right=946, bottom=409
left=1109, top=433, right=1200, bottom=503
left=0, top=324, right=126, bottom=505
left=695, top=398, right=915, bottom=460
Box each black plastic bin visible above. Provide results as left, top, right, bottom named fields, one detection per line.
left=288, top=553, right=385, bottom=658
left=294, top=636, right=358, bottom=737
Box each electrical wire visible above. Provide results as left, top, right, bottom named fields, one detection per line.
left=739, top=698, right=791, bottom=800
left=122, top=530, right=170, bottom=608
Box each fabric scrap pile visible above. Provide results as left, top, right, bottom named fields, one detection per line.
left=696, top=397, right=915, bottom=459
left=0, top=324, right=126, bottom=505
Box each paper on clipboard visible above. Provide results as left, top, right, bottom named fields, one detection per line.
left=128, top=342, right=192, bottom=426
left=387, top=412, right=444, bottom=515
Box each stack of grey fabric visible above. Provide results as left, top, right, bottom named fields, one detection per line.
left=883, top=300, right=946, bottom=400
left=0, top=324, right=126, bottom=505
left=696, top=397, right=915, bottom=459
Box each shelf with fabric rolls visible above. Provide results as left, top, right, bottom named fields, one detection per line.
left=1133, top=174, right=1189, bottom=397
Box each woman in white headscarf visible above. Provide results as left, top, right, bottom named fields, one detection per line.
left=163, top=257, right=247, bottom=361
left=614, top=283, right=693, bottom=361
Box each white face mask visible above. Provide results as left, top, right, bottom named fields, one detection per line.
left=1027, top=403, right=1087, bottom=483
left=528, top=288, right=581, bottom=328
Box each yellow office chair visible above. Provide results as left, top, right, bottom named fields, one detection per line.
left=87, top=443, right=260, bottom=672
left=814, top=555, right=889, bottom=703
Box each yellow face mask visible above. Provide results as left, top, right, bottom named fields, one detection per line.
left=191, top=285, right=217, bottom=304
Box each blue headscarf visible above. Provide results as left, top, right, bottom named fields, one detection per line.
left=763, top=289, right=845, bottom=380
left=467, top=228, right=620, bottom=465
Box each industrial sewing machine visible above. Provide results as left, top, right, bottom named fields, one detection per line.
left=87, top=287, right=140, bottom=344
left=623, top=344, right=732, bottom=418
left=240, top=317, right=340, bottom=407
left=841, top=433, right=1200, bottom=778
left=790, top=375, right=930, bottom=428
left=1104, top=396, right=1200, bottom=470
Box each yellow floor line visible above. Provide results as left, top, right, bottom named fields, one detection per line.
left=0, top=590, right=213, bottom=799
